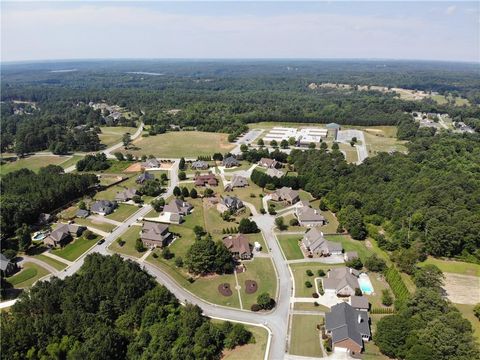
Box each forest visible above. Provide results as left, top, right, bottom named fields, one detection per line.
left=0, top=254, right=253, bottom=360
left=1, top=60, right=479, bottom=154
left=0, top=165, right=99, bottom=236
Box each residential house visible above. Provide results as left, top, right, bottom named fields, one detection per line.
left=325, top=302, right=371, bottom=355
left=115, top=188, right=137, bottom=202
left=349, top=295, right=369, bottom=311
left=302, top=228, right=343, bottom=256
left=258, top=158, right=279, bottom=169
left=217, top=196, right=244, bottom=213
left=271, top=187, right=299, bottom=204
left=162, top=199, right=193, bottom=224
left=266, top=168, right=284, bottom=178
left=0, top=253, right=17, bottom=276
left=296, top=205, right=326, bottom=227
left=191, top=160, right=210, bottom=170
left=222, top=156, right=240, bottom=168
left=136, top=172, right=155, bottom=184
left=36, top=213, right=53, bottom=226
left=44, top=223, right=86, bottom=248
left=194, top=173, right=218, bottom=187
left=76, top=209, right=90, bottom=218
left=144, top=158, right=160, bottom=169
left=322, top=267, right=360, bottom=297
left=222, top=234, right=252, bottom=260
left=141, top=221, right=172, bottom=248
left=344, top=251, right=359, bottom=262
left=225, top=175, right=248, bottom=191
left=91, top=200, right=117, bottom=216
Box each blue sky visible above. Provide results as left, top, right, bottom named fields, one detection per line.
left=1, top=1, right=479, bottom=62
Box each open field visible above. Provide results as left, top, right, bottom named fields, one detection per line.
left=6, top=263, right=50, bottom=288
left=123, top=131, right=235, bottom=158
left=454, top=304, right=480, bottom=340
left=52, top=235, right=99, bottom=262
left=339, top=143, right=358, bottom=163
left=74, top=217, right=117, bottom=233
left=237, top=258, right=277, bottom=309
left=419, top=257, right=480, bottom=276
left=362, top=130, right=408, bottom=155
left=59, top=155, right=83, bottom=169
left=105, top=203, right=139, bottom=222
left=35, top=254, right=68, bottom=271
left=276, top=234, right=304, bottom=260
left=443, top=273, right=480, bottom=305
left=0, top=155, right=73, bottom=175
left=98, top=126, right=138, bottom=147
left=289, top=314, right=323, bottom=357
left=227, top=184, right=265, bottom=212
left=109, top=225, right=143, bottom=258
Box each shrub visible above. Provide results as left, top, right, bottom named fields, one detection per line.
left=306, top=269, right=313, bottom=276
left=355, top=288, right=363, bottom=296
left=314, top=302, right=319, bottom=307
left=346, top=257, right=363, bottom=270
left=382, top=289, right=394, bottom=307
left=473, top=304, right=480, bottom=320
left=260, top=208, right=266, bottom=214
left=312, top=293, right=319, bottom=298
left=135, top=238, right=146, bottom=252
left=175, top=256, right=184, bottom=268
left=305, top=281, right=313, bottom=288
left=364, top=254, right=387, bottom=272
left=317, top=269, right=325, bottom=277
left=152, top=253, right=158, bottom=259
left=251, top=304, right=261, bottom=312
left=83, top=230, right=95, bottom=240
left=161, top=247, right=174, bottom=260
left=384, top=267, right=410, bottom=306
left=289, top=218, right=299, bottom=226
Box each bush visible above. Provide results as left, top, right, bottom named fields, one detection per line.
left=116, top=238, right=125, bottom=247
left=260, top=208, right=266, bottom=214
left=161, top=247, right=174, bottom=260
left=306, top=269, right=313, bottom=276
left=289, top=218, right=299, bottom=226
left=314, top=302, right=319, bottom=307
left=83, top=230, right=95, bottom=240
left=175, top=256, right=183, bottom=268
left=355, top=288, right=363, bottom=296
left=257, top=292, right=275, bottom=310
left=152, top=253, right=158, bottom=259
left=382, top=289, right=394, bottom=307
left=346, top=257, right=363, bottom=270
left=364, top=254, right=387, bottom=272
left=317, top=269, right=325, bottom=277
left=312, top=293, right=319, bottom=298
left=473, top=304, right=480, bottom=320
left=251, top=304, right=261, bottom=312
left=305, top=281, right=313, bottom=288
left=135, top=238, right=146, bottom=252
left=178, top=171, right=187, bottom=180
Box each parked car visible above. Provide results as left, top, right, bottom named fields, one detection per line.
left=97, top=239, right=105, bottom=245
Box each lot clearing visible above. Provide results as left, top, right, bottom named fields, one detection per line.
left=443, top=273, right=480, bottom=305
left=0, top=155, right=74, bottom=175
left=122, top=131, right=235, bottom=158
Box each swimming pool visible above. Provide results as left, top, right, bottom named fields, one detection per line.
left=358, top=273, right=374, bottom=295
left=32, top=231, right=47, bottom=241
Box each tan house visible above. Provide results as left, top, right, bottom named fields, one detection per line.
left=302, top=228, right=342, bottom=256
left=162, top=199, right=193, bottom=224
left=115, top=188, right=137, bottom=202
left=322, top=267, right=360, bottom=297
left=222, top=234, right=252, bottom=260
left=225, top=175, right=249, bottom=191
left=44, top=223, right=86, bottom=248
left=141, top=221, right=171, bottom=248
left=258, top=158, right=279, bottom=169
left=194, top=173, right=218, bottom=187
left=296, top=205, right=326, bottom=227
left=270, top=186, right=299, bottom=204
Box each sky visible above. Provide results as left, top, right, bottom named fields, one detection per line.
left=1, top=1, right=479, bottom=63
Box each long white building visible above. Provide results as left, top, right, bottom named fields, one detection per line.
left=263, top=127, right=328, bottom=145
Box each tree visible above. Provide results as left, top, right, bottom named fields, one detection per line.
left=381, top=289, right=393, bottom=306
left=16, top=223, right=31, bottom=251
left=320, top=142, right=328, bottom=150
left=132, top=195, right=142, bottom=204
left=193, top=226, right=206, bottom=239
left=414, top=264, right=444, bottom=290
left=161, top=247, right=174, bottom=260
left=223, top=323, right=252, bottom=349
left=173, top=186, right=181, bottom=197
left=114, top=152, right=124, bottom=161
left=375, top=315, right=409, bottom=358
left=257, top=138, right=264, bottom=146
left=190, top=188, right=198, bottom=198
left=240, top=144, right=248, bottom=152
left=346, top=257, right=363, bottom=270
left=125, top=153, right=134, bottom=161
left=178, top=171, right=187, bottom=180
left=474, top=304, right=480, bottom=320
left=257, top=292, right=275, bottom=310
left=331, top=142, right=339, bottom=151
left=270, top=140, right=278, bottom=148
left=238, top=218, right=259, bottom=234
left=337, top=205, right=366, bottom=240
left=135, top=238, right=146, bottom=252
left=122, top=133, right=131, bottom=148
left=308, top=142, right=316, bottom=149
left=83, top=230, right=95, bottom=240
left=280, top=139, right=289, bottom=149
left=179, top=157, right=186, bottom=170
left=151, top=198, right=165, bottom=212
left=78, top=201, right=87, bottom=210
left=212, top=153, right=223, bottom=161
left=181, top=187, right=189, bottom=198
left=288, top=137, right=296, bottom=146
left=175, top=256, right=184, bottom=268
left=275, top=217, right=287, bottom=231
left=289, top=218, right=299, bottom=226
left=364, top=254, right=386, bottom=272
left=185, top=238, right=217, bottom=275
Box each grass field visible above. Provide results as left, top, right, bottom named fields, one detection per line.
left=293, top=302, right=331, bottom=312
left=74, top=217, right=117, bottom=233
left=228, top=184, right=265, bottom=212
left=276, top=234, right=304, bottom=260
left=52, top=235, right=99, bottom=261
left=6, top=263, right=50, bottom=288
left=35, top=254, right=68, bottom=271
left=99, top=126, right=138, bottom=146
left=105, top=204, right=139, bottom=222
left=339, top=143, right=359, bottom=163
left=0, top=155, right=71, bottom=175
left=221, top=324, right=268, bottom=360
left=123, top=131, right=235, bottom=158
left=289, top=315, right=324, bottom=357
left=324, top=234, right=373, bottom=262
left=363, top=130, right=408, bottom=155
left=454, top=303, right=480, bottom=340
left=419, top=257, right=480, bottom=277
left=291, top=262, right=343, bottom=297
left=59, top=155, right=83, bottom=169
left=109, top=225, right=143, bottom=258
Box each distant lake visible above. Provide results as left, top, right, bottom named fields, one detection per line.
left=127, top=71, right=164, bottom=76
left=50, top=69, right=78, bottom=73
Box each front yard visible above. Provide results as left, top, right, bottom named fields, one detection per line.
left=289, top=315, right=324, bottom=357
left=52, top=235, right=99, bottom=262
left=105, top=203, right=139, bottom=222
left=276, top=234, right=304, bottom=260
left=290, top=262, right=343, bottom=297
left=6, top=263, right=50, bottom=288
left=108, top=225, right=143, bottom=258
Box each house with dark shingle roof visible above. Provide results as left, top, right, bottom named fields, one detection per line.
left=0, top=253, right=17, bottom=276
left=141, top=221, right=172, bottom=248
left=302, top=228, right=342, bottom=256
left=43, top=223, right=86, bottom=248
left=349, top=295, right=369, bottom=311
left=76, top=209, right=90, bottom=218
left=191, top=160, right=210, bottom=170
left=225, top=175, right=248, bottom=191
left=258, top=158, right=279, bottom=169
left=222, top=156, right=240, bottom=168
left=91, top=200, right=117, bottom=215
left=325, top=302, right=371, bottom=355
left=222, top=234, right=252, bottom=260
left=162, top=199, right=193, bottom=224
left=194, top=173, right=218, bottom=187
left=144, top=158, right=160, bottom=169
left=136, top=172, right=155, bottom=184
left=115, top=188, right=137, bottom=202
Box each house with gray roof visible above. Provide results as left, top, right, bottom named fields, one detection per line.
left=266, top=168, right=284, bottom=178
left=295, top=205, right=326, bottom=227
left=136, top=172, right=155, bottom=184
left=302, top=228, right=342, bottom=256
left=115, top=188, right=137, bottom=202
left=325, top=302, right=371, bottom=355
left=349, top=295, right=369, bottom=311
left=144, top=158, right=160, bottom=169
left=141, top=221, right=171, bottom=248
left=258, top=158, right=279, bottom=169
left=0, top=253, right=17, bottom=276
left=162, top=199, right=193, bottom=224
left=322, top=267, right=360, bottom=297
left=225, top=175, right=249, bottom=191
left=44, top=223, right=86, bottom=248
left=222, top=156, right=240, bottom=168
left=271, top=186, right=300, bottom=205
left=222, top=196, right=244, bottom=211
left=91, top=200, right=117, bottom=216
left=191, top=160, right=210, bottom=170
left=76, top=209, right=90, bottom=218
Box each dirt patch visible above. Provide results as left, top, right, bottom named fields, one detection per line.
left=218, top=283, right=232, bottom=297
left=443, top=273, right=480, bottom=305
left=245, top=280, right=258, bottom=294
left=123, top=162, right=143, bottom=173
left=159, top=163, right=173, bottom=169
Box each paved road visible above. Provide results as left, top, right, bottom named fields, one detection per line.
left=336, top=129, right=368, bottom=164
left=17, top=256, right=59, bottom=274
left=231, top=129, right=264, bottom=155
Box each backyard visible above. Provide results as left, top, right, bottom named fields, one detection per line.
left=123, top=131, right=235, bottom=158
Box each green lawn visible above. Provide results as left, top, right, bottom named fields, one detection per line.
left=109, top=225, right=143, bottom=258
left=52, top=236, right=99, bottom=262
left=339, top=143, right=358, bottom=163
left=59, top=155, right=83, bottom=169
left=276, top=234, right=304, bottom=260
left=454, top=304, right=480, bottom=341
left=6, top=263, right=50, bottom=288
left=106, top=204, right=139, bottom=222
left=74, top=218, right=117, bottom=233
left=35, top=254, right=67, bottom=271
left=122, top=131, right=235, bottom=158
left=0, top=155, right=69, bottom=176
left=228, top=183, right=265, bottom=212
left=363, top=130, right=407, bottom=156
left=99, top=126, right=138, bottom=147
left=419, top=257, right=480, bottom=277
left=291, top=263, right=343, bottom=297
left=293, top=302, right=331, bottom=312
left=289, top=315, right=324, bottom=357
left=221, top=324, right=268, bottom=360
left=324, top=234, right=372, bottom=262
left=237, top=258, right=277, bottom=309
left=223, top=162, right=252, bottom=172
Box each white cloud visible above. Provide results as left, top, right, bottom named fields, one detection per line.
left=445, top=5, right=457, bottom=15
